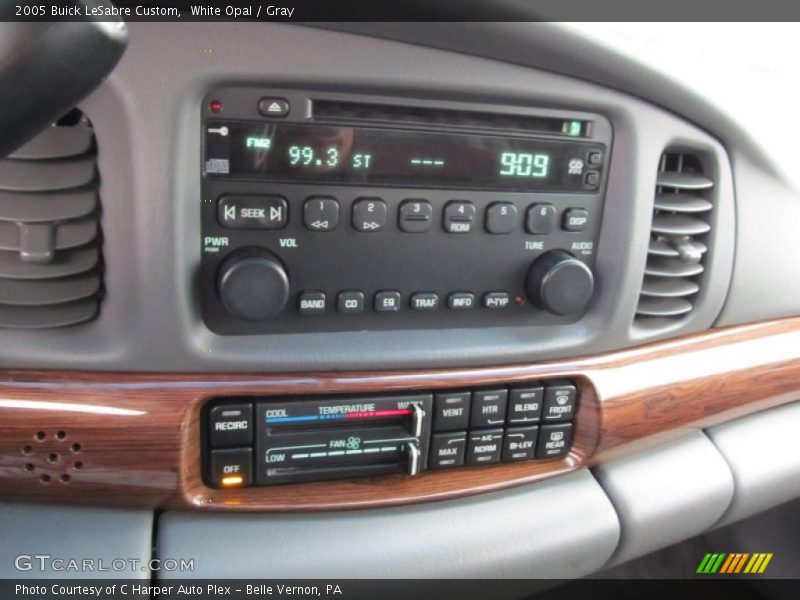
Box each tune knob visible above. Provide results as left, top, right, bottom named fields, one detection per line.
left=526, top=250, right=594, bottom=316
left=216, top=248, right=290, bottom=321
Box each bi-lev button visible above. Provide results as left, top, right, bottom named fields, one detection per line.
left=218, top=195, right=287, bottom=230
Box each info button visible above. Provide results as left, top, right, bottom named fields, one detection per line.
left=218, top=195, right=288, bottom=229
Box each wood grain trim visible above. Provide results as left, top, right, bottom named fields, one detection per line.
left=1, top=317, right=800, bottom=512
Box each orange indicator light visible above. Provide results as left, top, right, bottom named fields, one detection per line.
left=221, top=475, right=244, bottom=487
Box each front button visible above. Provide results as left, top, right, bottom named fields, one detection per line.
left=210, top=447, right=253, bottom=488
left=448, top=292, right=475, bottom=310
left=508, top=386, right=544, bottom=424
left=471, top=389, right=508, bottom=428
left=526, top=203, right=556, bottom=234
left=485, top=202, right=518, bottom=234
left=543, top=382, right=577, bottom=422
left=410, top=292, right=439, bottom=311
left=298, top=291, right=326, bottom=315
left=352, top=198, right=387, bottom=232
left=303, top=196, right=339, bottom=231
left=257, top=97, right=290, bottom=118
left=433, top=391, right=471, bottom=432
left=443, top=200, right=476, bottom=233
left=483, top=292, right=510, bottom=309
left=563, top=208, right=589, bottom=232
left=218, top=195, right=287, bottom=229
left=399, top=199, right=433, bottom=233
left=502, top=426, right=539, bottom=462
left=209, top=402, right=254, bottom=448
left=337, top=290, right=365, bottom=314
left=466, top=429, right=503, bottom=465
left=429, top=432, right=467, bottom=469
left=374, top=290, right=401, bottom=313
left=536, top=423, right=573, bottom=458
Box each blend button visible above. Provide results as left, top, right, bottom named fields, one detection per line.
left=508, top=386, right=544, bottom=424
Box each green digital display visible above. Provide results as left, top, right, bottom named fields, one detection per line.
left=206, top=120, right=602, bottom=191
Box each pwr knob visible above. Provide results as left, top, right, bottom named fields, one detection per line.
left=216, top=248, right=289, bottom=321
left=526, top=250, right=594, bottom=316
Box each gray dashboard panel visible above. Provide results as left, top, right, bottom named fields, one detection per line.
left=592, top=432, right=734, bottom=568
left=157, top=470, right=619, bottom=580
left=707, top=401, right=800, bottom=527
left=0, top=503, right=152, bottom=579
left=0, top=22, right=734, bottom=371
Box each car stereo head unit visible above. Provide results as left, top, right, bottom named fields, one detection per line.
left=200, top=87, right=612, bottom=335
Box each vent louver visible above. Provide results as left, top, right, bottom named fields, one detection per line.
left=636, top=152, right=714, bottom=320
left=0, top=111, right=102, bottom=328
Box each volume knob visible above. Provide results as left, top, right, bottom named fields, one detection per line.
left=216, top=248, right=290, bottom=321
left=526, top=250, right=594, bottom=316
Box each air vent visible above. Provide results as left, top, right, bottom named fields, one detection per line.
left=0, top=111, right=102, bottom=328
left=636, top=152, right=714, bottom=320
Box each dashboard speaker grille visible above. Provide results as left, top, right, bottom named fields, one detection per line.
left=0, top=110, right=102, bottom=329
left=636, top=152, right=714, bottom=320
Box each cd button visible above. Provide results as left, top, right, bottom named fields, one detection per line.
left=485, top=202, right=518, bottom=234
left=303, top=196, right=339, bottom=231
left=443, top=200, right=476, bottom=234
left=526, top=203, right=556, bottom=235
left=410, top=292, right=439, bottom=311
left=218, top=195, right=287, bottom=230
left=257, top=97, right=289, bottom=118
left=337, top=290, right=365, bottom=314
left=352, top=198, right=387, bottom=232
left=399, top=199, right=433, bottom=233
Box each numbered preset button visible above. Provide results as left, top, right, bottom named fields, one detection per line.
left=485, top=202, right=518, bottom=234
left=526, top=203, right=557, bottom=235
left=352, top=198, right=387, bottom=232
left=303, top=196, right=339, bottom=231
left=399, top=199, right=433, bottom=233
left=443, top=201, right=476, bottom=234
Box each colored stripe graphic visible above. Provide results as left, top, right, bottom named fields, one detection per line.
left=266, top=408, right=412, bottom=424
left=697, top=552, right=773, bottom=574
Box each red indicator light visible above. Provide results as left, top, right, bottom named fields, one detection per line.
left=210, top=100, right=222, bottom=113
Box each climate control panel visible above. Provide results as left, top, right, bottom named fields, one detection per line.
left=202, top=379, right=579, bottom=489
left=200, top=87, right=611, bottom=335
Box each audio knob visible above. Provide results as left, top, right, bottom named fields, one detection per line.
left=526, top=250, right=594, bottom=316
left=216, top=248, right=290, bottom=321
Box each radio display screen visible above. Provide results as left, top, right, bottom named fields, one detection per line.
left=204, top=120, right=603, bottom=192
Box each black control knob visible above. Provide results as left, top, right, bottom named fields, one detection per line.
left=216, top=248, right=289, bottom=321
left=526, top=250, right=594, bottom=316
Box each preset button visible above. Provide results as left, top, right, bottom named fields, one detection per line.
left=352, top=198, right=387, bottom=232
left=399, top=199, right=433, bottom=233
left=443, top=201, right=476, bottom=234
left=303, top=196, right=339, bottom=231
